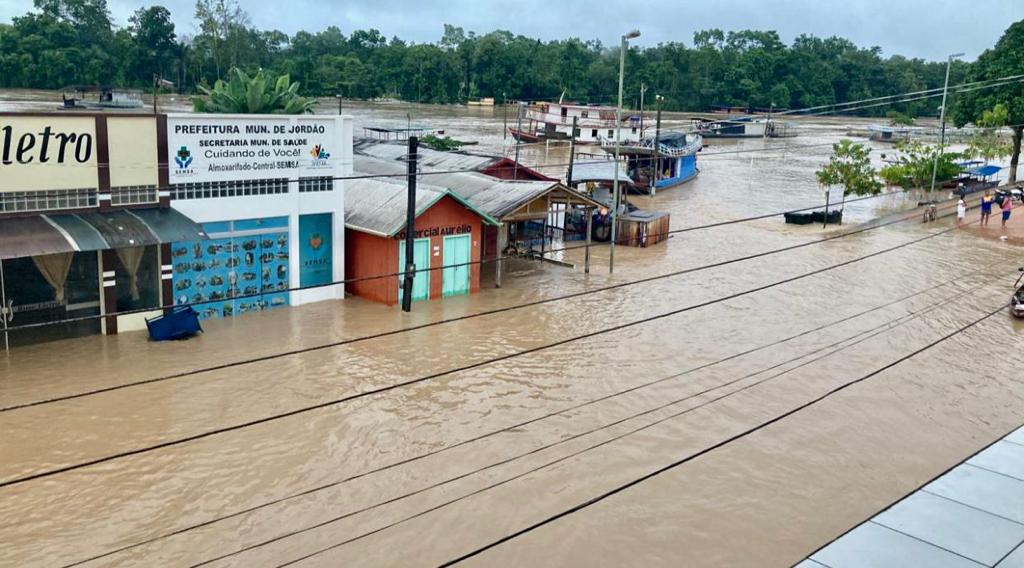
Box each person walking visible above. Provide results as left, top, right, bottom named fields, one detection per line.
left=981, top=191, right=994, bottom=226
left=1002, top=193, right=1014, bottom=228
left=957, top=198, right=966, bottom=228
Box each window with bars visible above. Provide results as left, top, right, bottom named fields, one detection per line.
left=0, top=189, right=97, bottom=213
left=110, top=185, right=159, bottom=206
left=298, top=176, right=334, bottom=193
left=169, top=178, right=291, bottom=200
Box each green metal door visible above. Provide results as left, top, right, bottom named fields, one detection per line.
left=398, top=238, right=430, bottom=303
left=442, top=234, right=471, bottom=297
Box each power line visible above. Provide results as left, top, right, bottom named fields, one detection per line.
left=1, top=185, right=921, bottom=336
left=437, top=301, right=1007, bottom=567
left=182, top=268, right=1008, bottom=568
left=63, top=258, right=993, bottom=567
left=0, top=211, right=966, bottom=490
left=0, top=195, right=955, bottom=415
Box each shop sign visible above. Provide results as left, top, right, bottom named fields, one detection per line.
left=299, top=213, right=333, bottom=287
left=167, top=116, right=337, bottom=183
left=395, top=223, right=473, bottom=240
left=0, top=116, right=98, bottom=192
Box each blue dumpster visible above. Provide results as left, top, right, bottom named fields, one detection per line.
left=146, top=306, right=203, bottom=341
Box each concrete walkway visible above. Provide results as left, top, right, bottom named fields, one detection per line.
left=799, top=425, right=1024, bottom=568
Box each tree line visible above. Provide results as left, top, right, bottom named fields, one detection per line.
left=0, top=0, right=980, bottom=117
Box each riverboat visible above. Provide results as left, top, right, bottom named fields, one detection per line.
left=693, top=116, right=794, bottom=138
left=599, top=132, right=703, bottom=194
left=59, top=85, right=144, bottom=110
left=509, top=101, right=643, bottom=145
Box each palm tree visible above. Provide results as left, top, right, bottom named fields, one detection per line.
left=192, top=67, right=316, bottom=114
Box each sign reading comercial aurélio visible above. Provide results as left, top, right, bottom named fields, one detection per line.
left=167, top=115, right=338, bottom=184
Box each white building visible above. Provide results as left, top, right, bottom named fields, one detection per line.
left=167, top=114, right=351, bottom=320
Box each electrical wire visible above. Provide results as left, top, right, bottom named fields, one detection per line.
left=436, top=301, right=1008, bottom=567
left=0, top=210, right=966, bottom=490
left=187, top=266, right=1007, bottom=568
left=61, top=257, right=993, bottom=567
left=1, top=186, right=922, bottom=336
left=0, top=196, right=959, bottom=415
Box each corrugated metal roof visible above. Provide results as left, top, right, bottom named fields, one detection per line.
left=352, top=141, right=603, bottom=221
left=345, top=174, right=498, bottom=237
left=353, top=139, right=498, bottom=172
left=345, top=176, right=449, bottom=237
left=570, top=160, right=634, bottom=184
left=352, top=154, right=585, bottom=220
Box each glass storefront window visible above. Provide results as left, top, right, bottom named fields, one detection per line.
left=1, top=252, right=101, bottom=347
left=114, top=246, right=160, bottom=312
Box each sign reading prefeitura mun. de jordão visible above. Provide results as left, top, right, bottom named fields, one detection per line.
left=166, top=115, right=337, bottom=183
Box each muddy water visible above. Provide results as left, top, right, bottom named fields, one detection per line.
left=1, top=91, right=1024, bottom=567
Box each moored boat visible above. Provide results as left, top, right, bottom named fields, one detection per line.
left=510, top=101, right=643, bottom=144
left=600, top=132, right=703, bottom=194
left=59, top=85, right=144, bottom=110
left=693, top=116, right=795, bottom=138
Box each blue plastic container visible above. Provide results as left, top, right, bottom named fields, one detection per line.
left=146, top=306, right=203, bottom=341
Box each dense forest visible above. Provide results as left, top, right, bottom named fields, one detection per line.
left=0, top=0, right=973, bottom=116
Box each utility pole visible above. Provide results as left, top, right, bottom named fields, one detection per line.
left=611, top=30, right=641, bottom=274
left=928, top=52, right=964, bottom=211
left=639, top=83, right=646, bottom=136
left=653, top=94, right=663, bottom=197
left=401, top=136, right=419, bottom=312
left=567, top=116, right=578, bottom=188
left=503, top=92, right=508, bottom=140
left=513, top=101, right=524, bottom=180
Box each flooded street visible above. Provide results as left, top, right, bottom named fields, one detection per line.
left=2, top=91, right=1024, bottom=567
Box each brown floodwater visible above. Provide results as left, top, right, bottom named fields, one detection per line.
left=1, top=91, right=1023, bottom=567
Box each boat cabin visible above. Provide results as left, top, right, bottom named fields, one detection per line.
left=60, top=86, right=144, bottom=110
left=512, top=102, right=642, bottom=144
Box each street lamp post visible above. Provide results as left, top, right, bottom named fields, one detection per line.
left=928, top=52, right=965, bottom=211
left=610, top=29, right=640, bottom=274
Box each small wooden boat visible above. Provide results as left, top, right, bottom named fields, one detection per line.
left=508, top=127, right=541, bottom=143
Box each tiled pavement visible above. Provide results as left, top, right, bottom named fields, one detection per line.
left=799, top=426, right=1024, bottom=568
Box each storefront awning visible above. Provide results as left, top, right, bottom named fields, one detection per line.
left=0, top=208, right=207, bottom=260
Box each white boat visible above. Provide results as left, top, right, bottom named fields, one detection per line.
left=693, top=116, right=795, bottom=138
left=510, top=101, right=643, bottom=145
left=60, top=86, right=144, bottom=110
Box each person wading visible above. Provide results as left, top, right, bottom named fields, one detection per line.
left=957, top=198, right=966, bottom=228
left=1002, top=193, right=1014, bottom=228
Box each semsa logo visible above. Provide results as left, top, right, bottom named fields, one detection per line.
left=172, top=145, right=196, bottom=176
left=0, top=125, right=93, bottom=165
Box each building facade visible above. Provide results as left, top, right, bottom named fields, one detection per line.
left=345, top=178, right=496, bottom=305
left=0, top=112, right=352, bottom=349
left=166, top=114, right=351, bottom=320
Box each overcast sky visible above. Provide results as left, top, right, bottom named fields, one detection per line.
left=2, top=0, right=1022, bottom=61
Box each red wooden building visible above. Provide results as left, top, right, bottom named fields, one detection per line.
left=345, top=178, right=497, bottom=305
